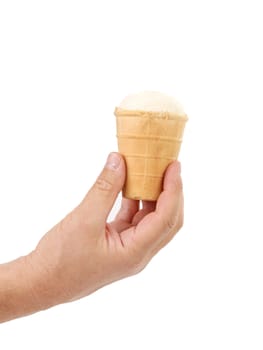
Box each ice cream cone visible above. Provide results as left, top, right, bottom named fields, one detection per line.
left=115, top=107, right=188, bottom=201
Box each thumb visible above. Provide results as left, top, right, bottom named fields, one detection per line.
left=81, top=153, right=126, bottom=225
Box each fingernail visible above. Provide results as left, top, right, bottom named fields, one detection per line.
left=105, top=153, right=121, bottom=170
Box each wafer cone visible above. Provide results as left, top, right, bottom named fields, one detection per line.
left=115, top=107, right=188, bottom=201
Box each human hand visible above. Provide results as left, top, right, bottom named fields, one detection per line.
left=27, top=152, right=184, bottom=309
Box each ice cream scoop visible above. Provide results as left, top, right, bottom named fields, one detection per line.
left=119, top=90, right=185, bottom=115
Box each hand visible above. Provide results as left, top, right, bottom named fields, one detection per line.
left=27, top=152, right=184, bottom=309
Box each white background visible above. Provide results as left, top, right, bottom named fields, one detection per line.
left=0, top=0, right=262, bottom=348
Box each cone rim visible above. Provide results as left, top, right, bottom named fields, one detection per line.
left=114, top=107, right=188, bottom=121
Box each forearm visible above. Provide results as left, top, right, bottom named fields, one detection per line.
left=0, top=255, right=43, bottom=323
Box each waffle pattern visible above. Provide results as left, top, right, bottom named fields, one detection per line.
left=115, top=107, right=188, bottom=200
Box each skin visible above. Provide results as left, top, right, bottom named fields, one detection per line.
left=0, top=153, right=183, bottom=323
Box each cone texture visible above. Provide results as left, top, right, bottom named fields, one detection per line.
left=115, top=107, right=188, bottom=201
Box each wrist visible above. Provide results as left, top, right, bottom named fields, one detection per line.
left=0, top=255, right=40, bottom=323
left=0, top=250, right=62, bottom=323
left=24, top=248, right=65, bottom=310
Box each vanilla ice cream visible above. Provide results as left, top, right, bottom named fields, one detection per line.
left=119, top=91, right=185, bottom=116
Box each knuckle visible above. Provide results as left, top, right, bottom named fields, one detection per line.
left=126, top=249, right=146, bottom=276
left=94, top=176, right=114, bottom=192
left=176, top=207, right=184, bottom=231
left=57, top=210, right=78, bottom=233
left=177, top=214, right=184, bottom=231
left=175, top=175, right=183, bottom=193
left=164, top=215, right=177, bottom=231
left=129, top=259, right=145, bottom=275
